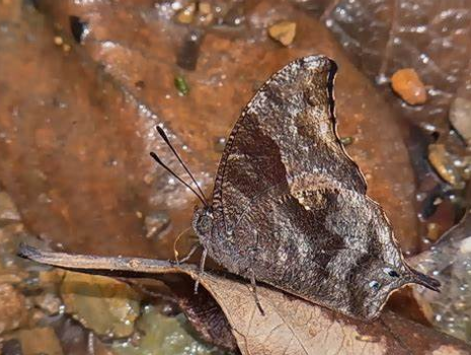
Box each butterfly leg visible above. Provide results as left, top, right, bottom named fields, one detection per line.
left=174, top=243, right=200, bottom=265
left=248, top=233, right=265, bottom=315
left=249, top=269, right=265, bottom=316
left=194, top=247, right=207, bottom=294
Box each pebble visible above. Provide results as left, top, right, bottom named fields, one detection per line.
left=268, top=20, right=297, bottom=46
left=426, top=222, right=442, bottom=242
left=0, top=284, right=28, bottom=335
left=17, top=327, right=63, bottom=355
left=340, top=136, right=354, bottom=146
left=33, top=292, right=62, bottom=315
left=61, top=271, right=140, bottom=338
left=391, top=68, right=427, bottom=105
left=459, top=237, right=471, bottom=254
left=175, top=3, right=196, bottom=24
left=112, top=306, right=215, bottom=355
left=0, top=191, right=20, bottom=222
left=428, top=144, right=463, bottom=188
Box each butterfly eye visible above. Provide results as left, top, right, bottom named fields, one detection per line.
left=369, top=280, right=381, bottom=291
left=383, top=267, right=399, bottom=278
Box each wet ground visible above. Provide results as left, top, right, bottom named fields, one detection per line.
left=0, top=0, right=470, bottom=354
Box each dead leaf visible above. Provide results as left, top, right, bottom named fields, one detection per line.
left=0, top=0, right=421, bottom=264
left=19, top=245, right=471, bottom=355
left=411, top=202, right=471, bottom=343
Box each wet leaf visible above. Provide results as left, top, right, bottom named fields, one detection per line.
left=322, top=0, right=471, bottom=130
left=19, top=245, right=471, bottom=355
left=412, top=206, right=471, bottom=343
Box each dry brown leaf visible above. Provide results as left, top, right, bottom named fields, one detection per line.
left=19, top=245, right=471, bottom=355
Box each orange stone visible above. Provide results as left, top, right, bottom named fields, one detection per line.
left=391, top=68, right=427, bottom=105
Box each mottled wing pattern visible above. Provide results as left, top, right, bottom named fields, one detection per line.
left=204, top=55, right=439, bottom=320
left=211, top=56, right=366, bottom=232
left=229, top=183, right=408, bottom=319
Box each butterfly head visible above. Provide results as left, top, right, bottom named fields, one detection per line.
left=351, top=210, right=440, bottom=319
left=192, top=206, right=214, bottom=240
left=353, top=256, right=439, bottom=319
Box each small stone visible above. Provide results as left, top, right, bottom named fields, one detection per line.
left=33, top=292, right=62, bottom=315
left=199, top=2, right=211, bottom=15
left=391, top=68, right=427, bottom=105
left=0, top=284, right=28, bottom=335
left=61, top=271, right=140, bottom=338
left=428, top=144, right=464, bottom=188
left=459, top=237, right=471, bottom=254
left=426, top=223, right=442, bottom=242
left=53, top=36, right=63, bottom=46
left=38, top=268, right=65, bottom=288
left=111, top=305, right=215, bottom=355
left=268, top=20, right=297, bottom=46
left=175, top=3, right=196, bottom=24
left=340, top=136, right=354, bottom=146
left=28, top=308, right=47, bottom=327
left=0, top=191, right=20, bottom=222
left=0, top=273, right=25, bottom=285
left=18, top=327, right=63, bottom=355
left=449, top=97, right=471, bottom=144
left=197, top=2, right=214, bottom=26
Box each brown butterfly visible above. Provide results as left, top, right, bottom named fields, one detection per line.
left=20, top=55, right=439, bottom=321
left=187, top=55, right=439, bottom=320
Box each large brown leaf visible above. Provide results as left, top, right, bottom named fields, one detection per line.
left=19, top=245, right=471, bottom=355
left=0, top=0, right=422, bottom=258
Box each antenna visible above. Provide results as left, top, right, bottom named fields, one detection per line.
left=155, top=126, right=209, bottom=204
left=149, top=152, right=208, bottom=207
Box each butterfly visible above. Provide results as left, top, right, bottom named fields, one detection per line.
left=174, top=55, right=439, bottom=320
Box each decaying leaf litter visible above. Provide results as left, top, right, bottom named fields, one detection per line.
left=1, top=0, right=471, bottom=354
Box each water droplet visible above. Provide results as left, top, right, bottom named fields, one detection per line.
left=214, top=136, right=226, bottom=152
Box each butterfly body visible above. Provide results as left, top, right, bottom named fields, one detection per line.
left=193, top=56, right=439, bottom=320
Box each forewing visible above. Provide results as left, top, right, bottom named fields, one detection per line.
left=212, top=56, right=366, bottom=231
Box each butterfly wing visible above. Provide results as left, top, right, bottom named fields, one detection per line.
left=212, top=56, right=366, bottom=232
left=200, top=56, right=439, bottom=320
